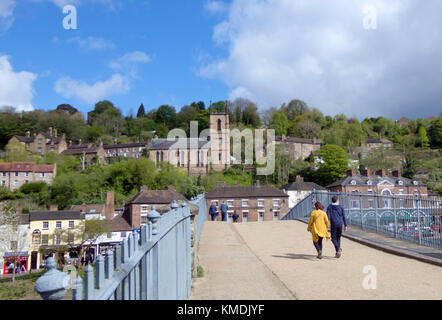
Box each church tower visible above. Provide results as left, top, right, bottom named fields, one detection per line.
left=209, top=104, right=230, bottom=171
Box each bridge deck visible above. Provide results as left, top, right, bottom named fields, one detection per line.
left=191, top=221, right=442, bottom=300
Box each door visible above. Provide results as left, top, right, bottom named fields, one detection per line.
left=227, top=211, right=233, bottom=223
left=273, top=211, right=280, bottom=221
left=31, top=251, right=38, bottom=270
left=258, top=211, right=264, bottom=222
left=242, top=211, right=248, bottom=223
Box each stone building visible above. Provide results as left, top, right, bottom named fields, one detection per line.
left=148, top=108, right=230, bottom=175
left=272, top=136, right=322, bottom=161
left=62, top=140, right=106, bottom=165
left=104, top=141, right=148, bottom=159
left=8, top=127, right=68, bottom=155
left=0, top=162, right=56, bottom=190
left=327, top=169, right=429, bottom=197
left=362, top=138, right=394, bottom=152
left=205, top=181, right=289, bottom=223
left=282, top=176, right=326, bottom=209
left=123, top=185, right=187, bottom=229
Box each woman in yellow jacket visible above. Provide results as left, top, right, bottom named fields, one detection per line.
left=307, top=202, right=330, bottom=259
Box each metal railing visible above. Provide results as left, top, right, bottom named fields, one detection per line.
left=283, top=191, right=442, bottom=249
left=35, top=198, right=206, bottom=300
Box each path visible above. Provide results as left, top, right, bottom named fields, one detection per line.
left=191, top=220, right=442, bottom=300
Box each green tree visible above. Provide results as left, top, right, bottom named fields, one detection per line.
left=137, top=104, right=146, bottom=118
left=313, top=144, right=349, bottom=186
left=269, top=111, right=290, bottom=136
left=5, top=142, right=30, bottom=162
left=428, top=118, right=442, bottom=148
left=417, top=125, right=430, bottom=148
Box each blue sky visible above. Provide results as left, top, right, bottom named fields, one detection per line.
left=0, top=0, right=230, bottom=116
left=1, top=0, right=442, bottom=120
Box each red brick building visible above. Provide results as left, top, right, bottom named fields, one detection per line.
left=205, top=181, right=289, bottom=222
left=0, top=162, right=56, bottom=190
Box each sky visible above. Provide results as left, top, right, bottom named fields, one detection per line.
left=0, top=0, right=441, bottom=120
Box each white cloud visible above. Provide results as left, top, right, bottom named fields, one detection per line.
left=54, top=74, right=130, bottom=104
left=200, top=0, right=442, bottom=119
left=0, top=56, right=37, bottom=111
left=109, top=51, right=151, bottom=78
left=66, top=36, right=116, bottom=51
left=204, top=1, right=228, bottom=14
left=0, top=0, right=15, bottom=18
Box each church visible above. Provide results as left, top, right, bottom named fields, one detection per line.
left=148, top=108, right=231, bottom=175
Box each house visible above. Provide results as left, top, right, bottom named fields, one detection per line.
left=148, top=108, right=230, bottom=175
left=205, top=181, right=289, bottom=222
left=396, top=117, right=410, bottom=127
left=62, top=140, right=106, bottom=165
left=123, top=185, right=188, bottom=229
left=363, top=138, right=394, bottom=152
left=71, top=191, right=115, bottom=220
left=327, top=169, right=429, bottom=197
left=0, top=213, right=30, bottom=275
left=272, top=136, right=322, bottom=161
left=0, top=162, right=56, bottom=190
left=8, top=127, right=67, bottom=155
left=28, top=209, right=85, bottom=270
left=104, top=141, right=148, bottom=159
left=282, top=176, right=326, bottom=209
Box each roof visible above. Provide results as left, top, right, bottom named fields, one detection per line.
left=275, top=136, right=322, bottom=144
left=327, top=174, right=421, bottom=188
left=282, top=181, right=326, bottom=191
left=20, top=214, right=30, bottom=224
left=71, top=204, right=106, bottom=215
left=62, top=146, right=103, bottom=155
left=148, top=138, right=210, bottom=150
left=29, top=211, right=84, bottom=221
left=13, top=134, right=63, bottom=145
left=127, top=188, right=187, bottom=205
left=0, top=162, right=55, bottom=173
left=206, top=185, right=289, bottom=199
left=104, top=142, right=148, bottom=149
left=365, top=138, right=393, bottom=144
left=107, top=214, right=132, bottom=232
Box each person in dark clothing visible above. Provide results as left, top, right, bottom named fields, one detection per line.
left=326, top=196, right=347, bottom=258
left=232, top=211, right=239, bottom=223
left=220, top=201, right=228, bottom=222
left=209, top=202, right=218, bottom=221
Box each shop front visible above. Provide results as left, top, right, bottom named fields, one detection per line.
left=2, top=252, right=29, bottom=274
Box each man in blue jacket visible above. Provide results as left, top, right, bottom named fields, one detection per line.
left=220, top=201, right=229, bottom=222
left=209, top=202, right=218, bottom=221
left=326, top=196, right=347, bottom=258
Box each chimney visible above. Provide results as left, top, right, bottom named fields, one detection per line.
left=49, top=205, right=58, bottom=212
left=361, top=169, right=371, bottom=177
left=54, top=129, right=57, bottom=137
left=25, top=131, right=30, bottom=138
left=216, top=181, right=226, bottom=188
left=347, top=169, right=357, bottom=177
left=140, top=185, right=148, bottom=192
left=16, top=206, right=22, bottom=214
left=295, top=176, right=304, bottom=183
left=376, top=169, right=386, bottom=177
left=105, top=191, right=115, bottom=220
left=168, top=185, right=176, bottom=191
left=114, top=138, right=117, bottom=145
left=392, top=170, right=401, bottom=177
left=48, top=127, right=53, bottom=136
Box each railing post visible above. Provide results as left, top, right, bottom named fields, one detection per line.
left=85, top=263, right=94, bottom=300
left=72, top=276, right=83, bottom=300
left=393, top=195, right=398, bottom=238
left=417, top=196, right=422, bottom=245
left=374, top=194, right=379, bottom=232
left=105, top=250, right=114, bottom=280
left=148, top=206, right=161, bottom=300
left=95, top=255, right=105, bottom=289
left=115, top=244, right=121, bottom=269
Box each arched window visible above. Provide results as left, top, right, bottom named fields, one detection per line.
left=217, top=119, right=222, bottom=131
left=156, top=152, right=159, bottom=163
left=160, top=152, right=164, bottom=162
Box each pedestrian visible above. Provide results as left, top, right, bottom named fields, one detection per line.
left=232, top=211, right=239, bottom=223
left=307, top=202, right=330, bottom=259
left=326, top=196, right=347, bottom=258
left=220, top=201, right=228, bottom=222
left=209, top=202, right=218, bottom=221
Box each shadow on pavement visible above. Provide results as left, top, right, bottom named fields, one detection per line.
left=272, top=253, right=334, bottom=261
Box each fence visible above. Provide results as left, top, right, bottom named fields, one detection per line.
left=190, top=194, right=208, bottom=247
left=35, top=198, right=203, bottom=300
left=282, top=190, right=442, bottom=249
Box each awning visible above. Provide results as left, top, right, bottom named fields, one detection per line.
left=4, top=252, right=28, bottom=257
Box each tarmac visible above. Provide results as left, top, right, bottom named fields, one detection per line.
left=190, top=220, right=442, bottom=300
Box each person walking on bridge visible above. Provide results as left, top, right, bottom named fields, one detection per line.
left=220, top=201, right=228, bottom=222
left=307, top=202, right=330, bottom=259
left=326, top=196, right=347, bottom=258
left=209, top=202, right=218, bottom=221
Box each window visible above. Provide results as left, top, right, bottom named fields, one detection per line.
left=37, top=147, right=42, bottom=154
left=53, top=235, right=61, bottom=245
left=242, top=199, right=248, bottom=207
left=25, top=172, right=29, bottom=177
left=15, top=172, right=19, bottom=177
left=2, top=181, right=5, bottom=186
left=219, top=153, right=221, bottom=161
left=227, top=200, right=234, bottom=208
left=69, top=221, right=74, bottom=229
left=398, top=180, right=403, bottom=186
left=141, top=206, right=149, bottom=212
left=217, top=119, right=222, bottom=131
left=413, top=181, right=418, bottom=186
left=273, top=199, right=280, bottom=207
left=10, top=241, right=17, bottom=251
left=56, top=221, right=62, bottom=229
left=32, top=231, right=41, bottom=244
left=141, top=215, right=148, bottom=225
left=13, top=180, right=18, bottom=186
left=351, top=180, right=357, bottom=185
left=2, top=172, right=5, bottom=177
left=43, top=222, right=49, bottom=230
left=258, top=200, right=264, bottom=207
left=38, top=138, right=43, bottom=144
left=40, top=173, right=46, bottom=178
left=367, top=180, right=372, bottom=185
left=41, top=235, right=49, bottom=245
